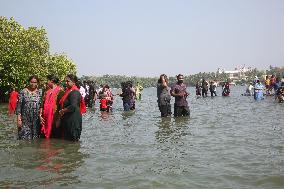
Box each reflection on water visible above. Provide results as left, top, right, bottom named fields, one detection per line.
left=121, top=110, right=136, bottom=120
left=155, top=117, right=190, bottom=144
left=0, top=86, right=284, bottom=188
left=0, top=137, right=87, bottom=188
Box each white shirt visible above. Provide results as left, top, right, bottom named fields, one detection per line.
left=80, top=86, right=86, bottom=98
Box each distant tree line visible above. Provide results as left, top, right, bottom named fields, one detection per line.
left=81, top=66, right=284, bottom=89
left=80, top=72, right=229, bottom=88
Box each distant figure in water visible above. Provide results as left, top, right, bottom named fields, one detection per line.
left=119, top=81, right=135, bottom=111
left=99, top=95, right=108, bottom=112
left=269, top=75, right=276, bottom=94
left=99, top=85, right=113, bottom=112
left=277, top=82, right=284, bottom=103
left=244, top=82, right=254, bottom=96
left=254, top=79, right=264, bottom=101
left=195, top=81, right=201, bottom=97
left=8, top=87, right=19, bottom=116
left=170, top=74, right=190, bottom=117
left=201, top=79, right=208, bottom=97
left=264, top=75, right=271, bottom=95
left=104, top=85, right=114, bottom=112
left=209, top=80, right=217, bottom=97
left=253, top=76, right=259, bottom=86
left=84, top=80, right=96, bottom=108
left=274, top=78, right=282, bottom=100
left=135, top=82, right=143, bottom=100
left=222, top=81, right=230, bottom=96
left=157, top=74, right=171, bottom=117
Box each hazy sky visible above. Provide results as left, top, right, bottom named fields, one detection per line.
left=1, top=0, right=284, bottom=77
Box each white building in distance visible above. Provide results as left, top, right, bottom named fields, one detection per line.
left=217, top=66, right=253, bottom=81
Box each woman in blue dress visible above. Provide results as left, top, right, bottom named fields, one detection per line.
left=254, top=79, right=264, bottom=101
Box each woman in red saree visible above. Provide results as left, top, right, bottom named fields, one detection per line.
left=58, top=74, right=86, bottom=141
left=8, top=88, right=19, bottom=116
left=40, top=74, right=64, bottom=139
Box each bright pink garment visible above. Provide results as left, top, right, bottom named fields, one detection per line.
left=41, top=86, right=61, bottom=139
left=8, top=91, right=18, bottom=115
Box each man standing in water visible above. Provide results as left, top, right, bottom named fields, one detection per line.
left=170, top=74, right=190, bottom=117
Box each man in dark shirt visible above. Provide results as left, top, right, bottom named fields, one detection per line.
left=170, top=74, right=190, bottom=117
left=87, top=81, right=96, bottom=108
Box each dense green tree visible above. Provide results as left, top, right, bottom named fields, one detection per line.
left=0, top=16, right=77, bottom=101
left=0, top=17, right=49, bottom=90
left=47, top=54, right=77, bottom=82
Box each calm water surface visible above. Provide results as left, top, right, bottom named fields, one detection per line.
left=0, top=86, right=283, bottom=189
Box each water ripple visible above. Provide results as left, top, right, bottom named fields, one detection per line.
left=0, top=86, right=284, bottom=188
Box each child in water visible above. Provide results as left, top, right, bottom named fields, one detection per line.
left=100, top=95, right=108, bottom=112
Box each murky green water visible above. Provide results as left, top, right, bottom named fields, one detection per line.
left=0, top=86, right=283, bottom=189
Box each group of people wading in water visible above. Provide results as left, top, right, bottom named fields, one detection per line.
left=7, top=74, right=145, bottom=141
left=243, top=75, right=284, bottom=102
left=195, top=79, right=230, bottom=97
left=7, top=73, right=284, bottom=141
left=11, top=74, right=86, bottom=141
